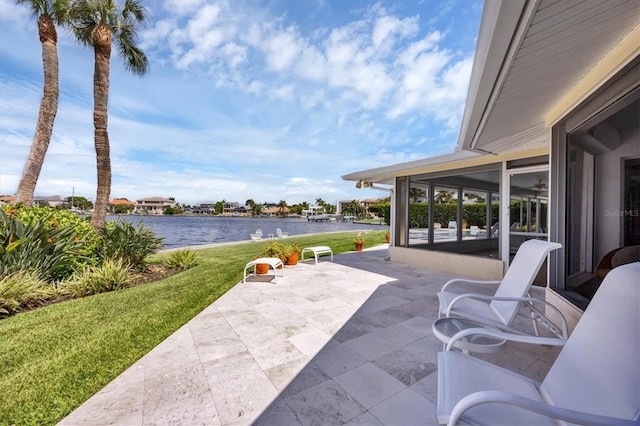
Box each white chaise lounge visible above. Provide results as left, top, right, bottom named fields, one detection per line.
left=301, top=246, right=333, bottom=264
left=436, top=261, right=640, bottom=425
left=243, top=257, right=283, bottom=284
left=438, top=239, right=566, bottom=338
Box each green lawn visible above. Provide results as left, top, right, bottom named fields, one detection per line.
left=0, top=230, right=386, bottom=426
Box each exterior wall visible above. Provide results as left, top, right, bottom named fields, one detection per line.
left=390, top=246, right=504, bottom=280
left=595, top=126, right=640, bottom=262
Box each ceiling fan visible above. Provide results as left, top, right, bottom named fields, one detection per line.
left=532, top=179, right=548, bottom=190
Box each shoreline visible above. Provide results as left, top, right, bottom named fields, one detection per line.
left=159, top=229, right=381, bottom=253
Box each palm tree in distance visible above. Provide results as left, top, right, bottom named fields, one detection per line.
left=71, top=0, right=148, bottom=229
left=409, top=187, right=426, bottom=203
left=15, top=0, right=70, bottom=206
left=435, top=190, right=454, bottom=204
left=277, top=200, right=288, bottom=217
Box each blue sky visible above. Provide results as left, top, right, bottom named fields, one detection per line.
left=0, top=0, right=483, bottom=206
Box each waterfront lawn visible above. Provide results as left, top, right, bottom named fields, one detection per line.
left=0, top=230, right=387, bottom=426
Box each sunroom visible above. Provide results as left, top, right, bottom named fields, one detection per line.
left=342, top=0, right=639, bottom=329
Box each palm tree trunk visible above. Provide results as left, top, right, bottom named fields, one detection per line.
left=90, top=24, right=112, bottom=230
left=15, top=15, right=59, bottom=207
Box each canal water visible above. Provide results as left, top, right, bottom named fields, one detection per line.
left=109, top=215, right=386, bottom=249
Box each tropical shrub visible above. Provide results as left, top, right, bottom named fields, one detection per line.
left=60, top=258, right=132, bottom=297
left=0, top=209, right=88, bottom=281
left=0, top=270, right=58, bottom=318
left=283, top=243, right=300, bottom=258
left=96, top=218, right=163, bottom=269
left=163, top=249, right=197, bottom=271
left=261, top=241, right=286, bottom=261
left=13, top=205, right=96, bottom=243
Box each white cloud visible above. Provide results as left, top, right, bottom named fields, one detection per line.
left=294, top=45, right=327, bottom=81
left=372, top=14, right=419, bottom=48
left=163, top=0, right=209, bottom=17
left=221, top=42, right=247, bottom=68
left=1, top=0, right=482, bottom=205
left=262, top=26, right=303, bottom=71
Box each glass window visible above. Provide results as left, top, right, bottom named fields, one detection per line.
left=624, top=158, right=640, bottom=246
left=402, top=167, right=500, bottom=257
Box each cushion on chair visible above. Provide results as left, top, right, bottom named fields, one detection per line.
left=611, top=245, right=640, bottom=268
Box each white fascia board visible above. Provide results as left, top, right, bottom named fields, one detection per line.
left=341, top=150, right=482, bottom=184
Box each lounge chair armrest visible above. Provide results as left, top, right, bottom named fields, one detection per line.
left=444, top=293, right=518, bottom=317
left=445, top=327, right=567, bottom=351
left=441, top=278, right=501, bottom=292
left=448, top=390, right=637, bottom=426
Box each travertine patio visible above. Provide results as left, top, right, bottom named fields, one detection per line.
left=60, top=246, right=560, bottom=425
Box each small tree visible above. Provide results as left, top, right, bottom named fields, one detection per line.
left=214, top=200, right=224, bottom=215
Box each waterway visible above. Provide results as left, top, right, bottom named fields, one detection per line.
left=108, top=215, right=387, bottom=249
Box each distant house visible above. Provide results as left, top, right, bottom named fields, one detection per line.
left=361, top=198, right=386, bottom=218
left=34, top=195, right=65, bottom=208
left=337, top=198, right=385, bottom=218
left=220, top=202, right=251, bottom=216
left=109, top=198, right=134, bottom=212
left=134, top=197, right=175, bottom=214
left=301, top=205, right=324, bottom=218
left=189, top=203, right=216, bottom=214
left=262, top=206, right=289, bottom=217
left=0, top=195, right=15, bottom=205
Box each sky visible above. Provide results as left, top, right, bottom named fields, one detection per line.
left=0, top=0, right=483, bottom=206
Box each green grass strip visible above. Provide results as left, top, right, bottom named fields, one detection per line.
left=0, top=230, right=386, bottom=426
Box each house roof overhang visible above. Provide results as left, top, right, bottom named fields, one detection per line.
left=343, top=0, right=639, bottom=185
left=459, top=0, right=640, bottom=155
left=341, top=146, right=548, bottom=185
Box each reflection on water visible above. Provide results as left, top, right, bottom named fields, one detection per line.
left=108, top=215, right=386, bottom=248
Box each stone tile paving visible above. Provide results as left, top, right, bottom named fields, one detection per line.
left=59, top=247, right=558, bottom=426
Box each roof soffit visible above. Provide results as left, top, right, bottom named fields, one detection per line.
left=460, top=0, right=640, bottom=154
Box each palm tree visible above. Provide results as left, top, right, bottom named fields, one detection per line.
left=71, top=0, right=148, bottom=229
left=15, top=0, right=70, bottom=206
left=277, top=200, right=288, bottom=217
left=409, top=187, right=426, bottom=203
left=435, top=190, right=454, bottom=204
left=245, top=199, right=256, bottom=216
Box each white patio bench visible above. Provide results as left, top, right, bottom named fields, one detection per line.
left=243, top=257, right=284, bottom=283
left=301, top=246, right=333, bottom=264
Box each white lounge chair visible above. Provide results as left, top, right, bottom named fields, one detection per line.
left=276, top=228, right=288, bottom=238
left=437, top=262, right=640, bottom=425
left=250, top=229, right=263, bottom=241
left=438, top=239, right=566, bottom=338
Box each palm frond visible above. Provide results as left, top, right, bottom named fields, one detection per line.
left=17, top=0, right=71, bottom=25
left=122, top=0, right=147, bottom=23
left=117, top=34, right=148, bottom=76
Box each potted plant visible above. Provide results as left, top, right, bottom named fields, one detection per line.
left=284, top=243, right=300, bottom=266
left=255, top=241, right=286, bottom=273
left=253, top=259, right=270, bottom=274
left=354, top=237, right=365, bottom=251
